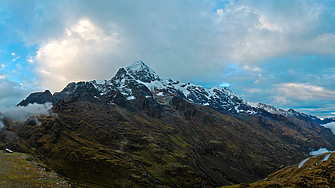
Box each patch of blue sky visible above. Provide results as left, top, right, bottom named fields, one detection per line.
left=223, top=63, right=241, bottom=75
left=190, top=78, right=218, bottom=89
left=292, top=105, right=334, bottom=118
left=0, top=42, right=38, bottom=84
left=262, top=55, right=333, bottom=80
left=211, top=0, right=238, bottom=12
left=190, top=77, right=230, bottom=89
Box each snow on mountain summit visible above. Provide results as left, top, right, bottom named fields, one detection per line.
left=122, top=61, right=256, bottom=114
left=125, top=61, right=160, bottom=83
left=79, top=61, right=256, bottom=114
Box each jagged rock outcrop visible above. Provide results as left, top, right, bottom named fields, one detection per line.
left=17, top=90, right=56, bottom=106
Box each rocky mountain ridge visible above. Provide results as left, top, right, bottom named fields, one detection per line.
left=20, top=61, right=250, bottom=114
left=257, top=102, right=335, bottom=125
left=17, top=90, right=56, bottom=106
left=18, top=61, right=335, bottom=126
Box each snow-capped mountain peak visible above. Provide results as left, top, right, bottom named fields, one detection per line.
left=257, top=103, right=285, bottom=115
left=257, top=103, right=314, bottom=119
left=82, top=61, right=255, bottom=114
left=125, top=61, right=160, bottom=83
left=123, top=62, right=255, bottom=114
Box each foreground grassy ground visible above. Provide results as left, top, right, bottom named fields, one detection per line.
left=0, top=151, right=71, bottom=187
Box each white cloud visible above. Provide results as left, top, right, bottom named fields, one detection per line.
left=3, top=0, right=335, bottom=118
left=10, top=0, right=332, bottom=90
left=11, top=55, right=20, bottom=62
left=5, top=1, right=335, bottom=73
left=244, top=65, right=262, bottom=72
left=220, top=82, right=230, bottom=87
left=1, top=102, right=52, bottom=121
left=214, top=1, right=335, bottom=63
left=214, top=4, right=288, bottom=62
left=11, top=53, right=15, bottom=56
left=310, top=148, right=333, bottom=156
left=257, top=14, right=283, bottom=32
left=247, top=88, right=262, bottom=94
left=274, top=83, right=335, bottom=101
left=272, top=96, right=291, bottom=105
left=26, top=55, right=33, bottom=64
left=0, top=120, right=4, bottom=129
left=302, top=33, right=335, bottom=55
left=34, top=18, right=127, bottom=91
left=216, top=9, right=223, bottom=16
left=0, top=79, right=32, bottom=107
left=322, top=122, right=335, bottom=135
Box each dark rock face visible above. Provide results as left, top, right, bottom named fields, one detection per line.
left=53, top=82, right=77, bottom=101
left=17, top=90, right=56, bottom=106
left=18, top=82, right=79, bottom=107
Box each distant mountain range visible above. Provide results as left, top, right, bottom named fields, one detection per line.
left=2, top=61, right=334, bottom=187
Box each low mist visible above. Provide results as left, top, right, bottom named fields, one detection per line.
left=0, top=120, right=4, bottom=129
left=310, top=148, right=333, bottom=156
left=322, top=122, right=335, bottom=135
left=0, top=102, right=53, bottom=121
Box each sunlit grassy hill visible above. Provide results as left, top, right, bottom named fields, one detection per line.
left=223, top=152, right=335, bottom=188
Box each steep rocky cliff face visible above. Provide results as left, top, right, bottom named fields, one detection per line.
left=5, top=61, right=335, bottom=187
left=17, top=90, right=56, bottom=106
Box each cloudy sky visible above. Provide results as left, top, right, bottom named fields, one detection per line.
left=1, top=0, right=335, bottom=117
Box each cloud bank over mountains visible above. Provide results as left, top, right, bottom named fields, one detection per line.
left=1, top=0, right=335, bottom=116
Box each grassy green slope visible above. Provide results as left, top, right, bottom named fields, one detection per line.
left=223, top=152, right=335, bottom=188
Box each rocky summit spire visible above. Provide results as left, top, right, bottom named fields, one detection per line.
left=125, top=61, right=160, bottom=83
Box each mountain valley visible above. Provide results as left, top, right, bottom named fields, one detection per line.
left=1, top=61, right=335, bottom=187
